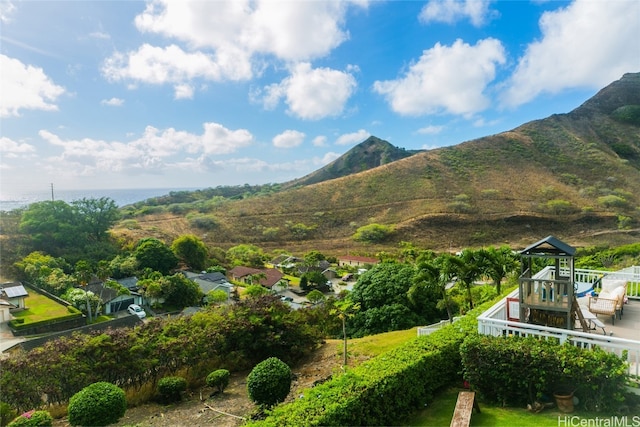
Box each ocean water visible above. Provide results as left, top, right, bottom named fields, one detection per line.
left=0, top=187, right=200, bottom=211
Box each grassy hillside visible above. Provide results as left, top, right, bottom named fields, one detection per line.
left=113, top=73, right=640, bottom=255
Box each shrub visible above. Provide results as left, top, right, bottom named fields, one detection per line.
left=187, top=214, right=218, bottom=230
left=598, top=195, right=628, bottom=209
left=206, top=369, right=230, bottom=394
left=247, top=357, right=292, bottom=408
left=0, top=402, right=18, bottom=427
left=157, top=376, right=187, bottom=403
left=7, top=410, right=53, bottom=427
left=67, top=382, right=126, bottom=427
left=352, top=223, right=393, bottom=243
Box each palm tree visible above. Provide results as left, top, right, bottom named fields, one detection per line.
left=414, top=253, right=457, bottom=323
left=479, top=246, right=519, bottom=294
left=74, top=260, right=94, bottom=322
left=449, top=249, right=486, bottom=310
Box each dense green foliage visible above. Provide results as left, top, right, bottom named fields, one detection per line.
left=0, top=295, right=321, bottom=412
left=17, top=198, right=119, bottom=263
left=346, top=261, right=442, bottom=337
left=206, top=369, right=230, bottom=393
left=247, top=301, right=486, bottom=427
left=352, top=223, right=393, bottom=243
left=6, top=410, right=53, bottom=427
left=171, top=234, right=209, bottom=271
left=157, top=376, right=187, bottom=403
left=67, top=382, right=126, bottom=427
left=460, top=335, right=628, bottom=411
left=134, top=238, right=179, bottom=275
left=247, top=357, right=292, bottom=408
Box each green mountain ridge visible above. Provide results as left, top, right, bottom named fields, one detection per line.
left=118, top=72, right=640, bottom=253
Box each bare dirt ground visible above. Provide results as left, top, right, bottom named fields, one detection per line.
left=53, top=339, right=351, bottom=427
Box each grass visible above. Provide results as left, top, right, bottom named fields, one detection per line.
left=12, top=290, right=70, bottom=323
left=348, top=327, right=419, bottom=357
left=406, top=387, right=617, bottom=427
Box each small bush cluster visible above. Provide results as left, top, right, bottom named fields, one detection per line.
left=67, top=382, right=126, bottom=427
left=206, top=369, right=230, bottom=394
left=157, top=376, right=187, bottom=403
left=6, top=410, right=53, bottom=427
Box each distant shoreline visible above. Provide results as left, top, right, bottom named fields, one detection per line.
left=0, top=187, right=200, bottom=211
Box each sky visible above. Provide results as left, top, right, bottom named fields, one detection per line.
left=1, top=0, right=639, bottom=195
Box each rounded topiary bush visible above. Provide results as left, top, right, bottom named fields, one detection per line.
left=247, top=357, right=292, bottom=408
left=157, top=376, right=187, bottom=403
left=206, top=369, right=230, bottom=394
left=67, top=382, right=126, bottom=427
left=7, top=410, right=53, bottom=427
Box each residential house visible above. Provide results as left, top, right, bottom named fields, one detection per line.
left=0, top=282, right=29, bottom=310
left=0, top=299, right=12, bottom=323
left=86, top=282, right=143, bottom=315
left=228, top=266, right=286, bottom=290
left=338, top=256, right=379, bottom=268
left=183, top=271, right=234, bottom=302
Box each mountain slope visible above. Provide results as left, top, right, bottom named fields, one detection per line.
left=280, top=135, right=420, bottom=189
left=115, top=73, right=640, bottom=253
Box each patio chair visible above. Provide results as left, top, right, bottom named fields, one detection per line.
left=588, top=279, right=626, bottom=325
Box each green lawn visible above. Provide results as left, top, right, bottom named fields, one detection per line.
left=13, top=290, right=70, bottom=323
left=405, top=387, right=619, bottom=426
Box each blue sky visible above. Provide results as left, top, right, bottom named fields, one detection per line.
left=1, top=0, right=639, bottom=194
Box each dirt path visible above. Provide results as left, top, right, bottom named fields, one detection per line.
left=53, top=340, right=345, bottom=427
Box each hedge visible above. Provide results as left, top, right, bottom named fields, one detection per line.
left=248, top=301, right=488, bottom=426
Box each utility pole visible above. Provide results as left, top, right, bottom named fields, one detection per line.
left=50, top=183, right=55, bottom=201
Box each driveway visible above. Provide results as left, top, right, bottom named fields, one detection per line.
left=0, top=321, right=25, bottom=354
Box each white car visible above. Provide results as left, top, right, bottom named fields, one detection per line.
left=127, top=304, right=146, bottom=319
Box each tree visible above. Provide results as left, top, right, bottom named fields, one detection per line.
left=479, top=246, right=519, bottom=294
left=134, top=238, right=178, bottom=275
left=70, top=197, right=120, bottom=242
left=449, top=249, right=486, bottom=310
left=158, top=273, right=202, bottom=308
left=413, top=253, right=457, bottom=323
left=207, top=289, right=229, bottom=305
left=226, top=244, right=265, bottom=268
left=171, top=234, right=209, bottom=271
left=247, top=357, right=292, bottom=408
left=19, top=201, right=78, bottom=256
left=303, top=270, right=328, bottom=289
left=244, top=284, right=270, bottom=298
left=330, top=299, right=360, bottom=369
left=306, top=289, right=325, bottom=304
left=74, top=260, right=94, bottom=322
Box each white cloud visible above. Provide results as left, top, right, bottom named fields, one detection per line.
left=417, top=125, right=444, bottom=135
left=174, top=83, right=194, bottom=99
left=312, top=136, right=328, bottom=147
left=134, top=0, right=362, bottom=61
left=373, top=38, right=505, bottom=117
left=0, top=0, right=16, bottom=23
left=0, top=54, right=66, bottom=117
left=273, top=130, right=305, bottom=148
left=419, top=0, right=496, bottom=27
left=501, top=0, right=640, bottom=108
left=36, top=122, right=254, bottom=177
left=104, top=1, right=367, bottom=95
left=100, top=97, right=124, bottom=107
left=89, top=31, right=110, bottom=40
left=102, top=43, right=253, bottom=91
left=335, top=129, right=370, bottom=145
left=0, top=137, right=36, bottom=157
left=261, top=62, right=357, bottom=120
